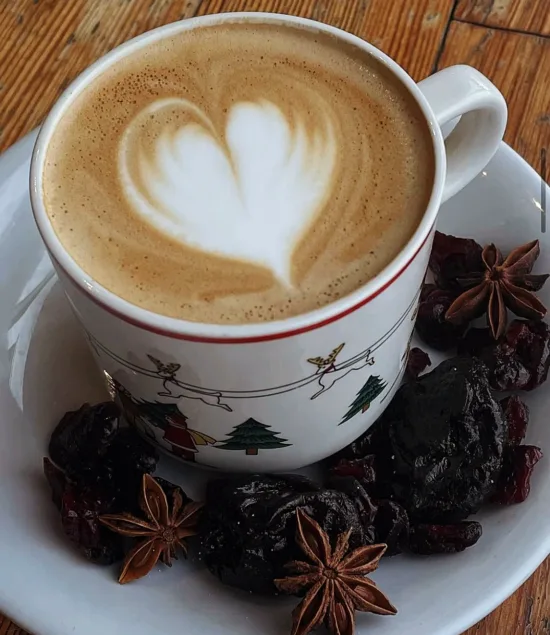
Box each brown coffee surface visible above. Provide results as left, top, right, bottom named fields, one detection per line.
left=43, top=20, right=434, bottom=324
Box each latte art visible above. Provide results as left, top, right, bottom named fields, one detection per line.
left=43, top=21, right=435, bottom=324
left=120, top=97, right=337, bottom=284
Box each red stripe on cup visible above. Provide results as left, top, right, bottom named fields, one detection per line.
left=57, top=225, right=433, bottom=345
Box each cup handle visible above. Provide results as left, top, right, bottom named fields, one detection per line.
left=418, top=65, right=507, bottom=203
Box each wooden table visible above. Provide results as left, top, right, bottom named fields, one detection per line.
left=0, top=1, right=548, bottom=633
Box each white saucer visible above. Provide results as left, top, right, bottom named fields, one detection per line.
left=0, top=131, right=549, bottom=635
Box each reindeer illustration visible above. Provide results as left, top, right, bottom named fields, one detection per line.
left=147, top=355, right=232, bottom=411
left=307, top=343, right=375, bottom=399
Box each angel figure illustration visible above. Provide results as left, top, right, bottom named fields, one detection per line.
left=307, top=343, right=375, bottom=399
left=147, top=355, right=232, bottom=411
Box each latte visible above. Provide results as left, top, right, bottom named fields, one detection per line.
left=43, top=20, right=434, bottom=324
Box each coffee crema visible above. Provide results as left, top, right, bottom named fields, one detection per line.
left=43, top=21, right=435, bottom=324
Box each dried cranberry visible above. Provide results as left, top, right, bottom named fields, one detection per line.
left=492, top=445, right=543, bottom=505
left=406, top=347, right=431, bottom=379
left=500, top=395, right=529, bottom=445
left=375, top=357, right=505, bottom=522
left=60, top=483, right=124, bottom=565
left=429, top=231, right=483, bottom=290
left=373, top=500, right=409, bottom=556
left=416, top=286, right=467, bottom=351
left=459, top=320, right=550, bottom=391
left=328, top=456, right=377, bottom=488
left=409, top=521, right=482, bottom=555
left=506, top=320, right=550, bottom=390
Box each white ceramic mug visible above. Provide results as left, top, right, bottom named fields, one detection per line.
left=30, top=13, right=507, bottom=472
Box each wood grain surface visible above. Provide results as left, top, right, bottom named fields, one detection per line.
left=196, top=0, right=454, bottom=80
left=456, top=0, right=550, bottom=36
left=0, top=1, right=549, bottom=634
left=438, top=19, right=550, bottom=170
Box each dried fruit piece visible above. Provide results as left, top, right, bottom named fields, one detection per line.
left=500, top=395, right=529, bottom=445
left=416, top=286, right=467, bottom=351
left=44, top=401, right=162, bottom=566
left=48, top=402, right=120, bottom=482
left=328, top=456, right=377, bottom=488
left=368, top=357, right=505, bottom=522
left=429, top=231, right=483, bottom=290
left=459, top=320, right=550, bottom=391
left=326, top=475, right=377, bottom=531
left=492, top=445, right=543, bottom=505
left=200, top=474, right=376, bottom=594
left=405, top=347, right=431, bottom=379
left=373, top=500, right=409, bottom=556
left=103, top=428, right=160, bottom=511
left=409, top=522, right=482, bottom=555
left=60, top=483, right=124, bottom=565
left=48, top=401, right=159, bottom=507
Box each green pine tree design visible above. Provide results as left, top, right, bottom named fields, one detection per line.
left=340, top=375, right=387, bottom=425
left=216, top=418, right=291, bottom=455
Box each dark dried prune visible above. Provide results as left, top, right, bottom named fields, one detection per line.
left=459, top=327, right=530, bottom=390
left=60, top=483, right=124, bottom=565
left=334, top=417, right=390, bottom=464
left=105, top=427, right=159, bottom=475
left=406, top=347, right=431, bottom=379
left=373, top=500, right=409, bottom=556
left=376, top=357, right=506, bottom=522
left=416, top=286, right=467, bottom=351
left=48, top=402, right=120, bottom=480
left=460, top=321, right=550, bottom=391
left=500, top=395, right=529, bottom=445
left=325, top=475, right=377, bottom=531
left=492, top=445, right=543, bottom=505
left=409, top=521, right=482, bottom=555
left=103, top=427, right=160, bottom=510
left=429, top=231, right=483, bottom=290
left=200, top=474, right=375, bottom=594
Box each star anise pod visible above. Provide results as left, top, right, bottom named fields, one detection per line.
left=99, top=473, right=202, bottom=584
left=445, top=240, right=549, bottom=339
left=274, top=508, right=396, bottom=635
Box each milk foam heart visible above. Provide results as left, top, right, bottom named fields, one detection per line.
left=119, top=98, right=337, bottom=284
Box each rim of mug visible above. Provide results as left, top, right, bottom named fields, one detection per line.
left=29, top=11, right=446, bottom=344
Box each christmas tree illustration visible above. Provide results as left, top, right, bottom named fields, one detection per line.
left=216, top=418, right=290, bottom=455
left=340, top=375, right=387, bottom=425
